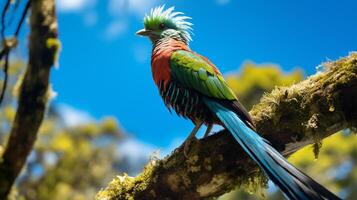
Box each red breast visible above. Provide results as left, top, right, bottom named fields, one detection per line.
left=151, top=39, right=190, bottom=89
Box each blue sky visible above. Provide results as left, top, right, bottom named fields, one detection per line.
left=48, top=0, right=357, bottom=148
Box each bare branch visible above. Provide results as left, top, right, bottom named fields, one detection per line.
left=97, top=53, right=357, bottom=200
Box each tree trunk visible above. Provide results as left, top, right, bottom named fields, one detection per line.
left=0, top=0, right=58, bottom=198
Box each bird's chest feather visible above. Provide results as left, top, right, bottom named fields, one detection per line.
left=150, top=39, right=215, bottom=123
left=158, top=80, right=215, bottom=123
left=151, top=48, right=172, bottom=87
left=151, top=39, right=189, bottom=87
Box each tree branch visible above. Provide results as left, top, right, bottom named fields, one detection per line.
left=0, top=0, right=58, bottom=198
left=97, top=53, right=357, bottom=200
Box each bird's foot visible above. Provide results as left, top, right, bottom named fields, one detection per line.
left=203, top=124, right=213, bottom=138
left=203, top=131, right=210, bottom=138
left=183, top=137, right=196, bottom=158
left=181, top=122, right=203, bottom=158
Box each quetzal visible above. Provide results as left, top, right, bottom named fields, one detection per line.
left=137, top=6, right=340, bottom=200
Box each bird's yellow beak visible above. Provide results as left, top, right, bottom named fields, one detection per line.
left=136, top=29, right=151, bottom=36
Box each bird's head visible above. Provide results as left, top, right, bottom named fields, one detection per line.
left=136, top=6, right=193, bottom=44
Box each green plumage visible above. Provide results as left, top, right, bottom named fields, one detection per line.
left=169, top=50, right=237, bottom=101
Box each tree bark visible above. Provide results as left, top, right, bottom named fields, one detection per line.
left=0, top=0, right=58, bottom=198
left=97, top=53, right=357, bottom=200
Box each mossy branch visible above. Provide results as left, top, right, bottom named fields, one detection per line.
left=0, top=0, right=58, bottom=198
left=97, top=53, right=357, bottom=200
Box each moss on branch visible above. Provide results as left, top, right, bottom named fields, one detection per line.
left=97, top=53, right=357, bottom=200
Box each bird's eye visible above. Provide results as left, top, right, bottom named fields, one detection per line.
left=159, top=23, right=166, bottom=30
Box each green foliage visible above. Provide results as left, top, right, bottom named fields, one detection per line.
left=287, top=132, right=357, bottom=199
left=226, top=61, right=303, bottom=110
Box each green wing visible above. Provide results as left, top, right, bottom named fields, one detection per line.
left=169, top=50, right=237, bottom=100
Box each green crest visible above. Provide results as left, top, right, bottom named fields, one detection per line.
left=144, top=6, right=193, bottom=42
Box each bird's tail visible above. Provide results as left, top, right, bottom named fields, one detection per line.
left=203, top=98, right=341, bottom=200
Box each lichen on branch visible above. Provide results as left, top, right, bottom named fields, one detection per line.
left=97, top=53, right=357, bottom=200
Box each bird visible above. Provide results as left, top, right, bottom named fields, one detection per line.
left=136, top=6, right=341, bottom=200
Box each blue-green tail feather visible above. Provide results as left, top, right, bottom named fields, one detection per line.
left=203, top=98, right=340, bottom=200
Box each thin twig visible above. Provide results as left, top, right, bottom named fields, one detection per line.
left=0, top=0, right=30, bottom=107
left=1, top=0, right=11, bottom=40
left=0, top=52, right=9, bottom=104
left=14, top=1, right=30, bottom=36
left=6, top=0, right=22, bottom=28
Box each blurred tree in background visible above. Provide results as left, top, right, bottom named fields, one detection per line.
left=225, top=62, right=303, bottom=110
left=18, top=116, right=123, bottom=200
left=0, top=61, right=125, bottom=200
left=220, top=62, right=357, bottom=200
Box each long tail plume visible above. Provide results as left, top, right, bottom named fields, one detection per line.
left=203, top=98, right=341, bottom=200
